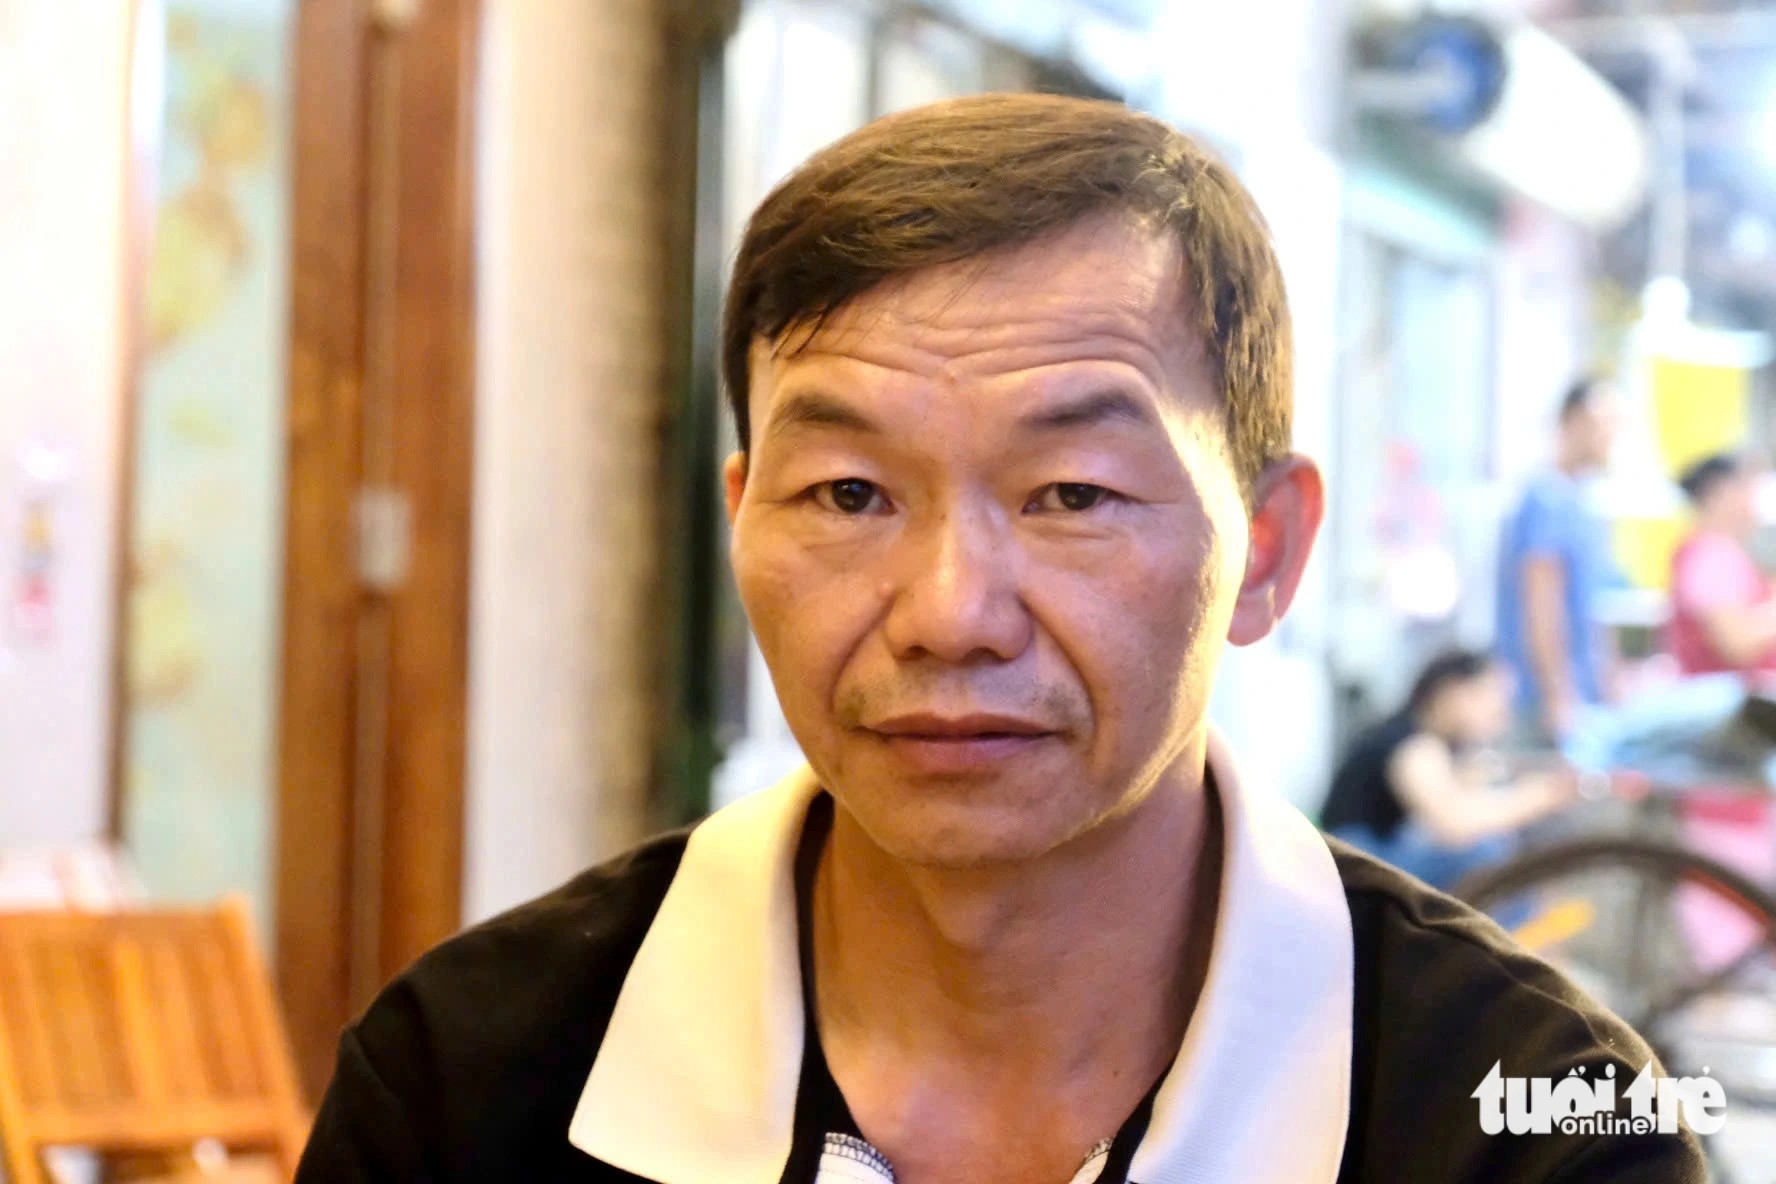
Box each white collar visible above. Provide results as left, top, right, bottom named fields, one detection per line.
left=569, top=730, right=1353, bottom=1183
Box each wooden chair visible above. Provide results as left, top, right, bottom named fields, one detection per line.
left=0, top=898, right=308, bottom=1183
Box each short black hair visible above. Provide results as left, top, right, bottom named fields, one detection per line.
left=724, top=93, right=1292, bottom=502
left=1407, top=649, right=1495, bottom=715
left=1560, top=376, right=1608, bottom=423
left=1678, top=452, right=1746, bottom=505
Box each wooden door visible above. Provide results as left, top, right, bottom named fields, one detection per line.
left=276, top=0, right=478, bottom=1098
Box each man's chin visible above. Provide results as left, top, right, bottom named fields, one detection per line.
left=835, top=790, right=1095, bottom=873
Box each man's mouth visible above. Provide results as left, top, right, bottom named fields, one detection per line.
left=868, top=712, right=1054, bottom=739
left=864, top=713, right=1056, bottom=773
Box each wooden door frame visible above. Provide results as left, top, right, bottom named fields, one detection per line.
left=106, top=0, right=163, bottom=840
left=276, top=0, right=478, bottom=1099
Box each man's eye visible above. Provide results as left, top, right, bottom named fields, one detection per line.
left=813, top=478, right=886, bottom=515
left=1031, top=482, right=1112, bottom=513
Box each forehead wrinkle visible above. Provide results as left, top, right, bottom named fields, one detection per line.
left=767, top=332, right=1215, bottom=456
left=810, top=216, right=1182, bottom=332
left=754, top=223, right=1220, bottom=437
left=829, top=250, right=1196, bottom=382
left=795, top=300, right=1188, bottom=391
left=831, top=269, right=1174, bottom=342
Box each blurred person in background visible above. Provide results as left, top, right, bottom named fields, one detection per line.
left=1668, top=451, right=1776, bottom=678
left=1496, top=377, right=1622, bottom=743
left=1557, top=447, right=1776, bottom=778
left=297, top=97, right=1700, bottom=1184
left=1321, top=650, right=1580, bottom=894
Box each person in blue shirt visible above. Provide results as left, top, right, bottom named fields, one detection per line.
left=1496, top=377, right=1621, bottom=743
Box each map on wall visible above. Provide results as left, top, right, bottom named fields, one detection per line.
left=122, top=0, right=292, bottom=933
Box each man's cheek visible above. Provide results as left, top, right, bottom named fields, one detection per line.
left=734, top=541, right=812, bottom=625
left=1068, top=550, right=1209, bottom=646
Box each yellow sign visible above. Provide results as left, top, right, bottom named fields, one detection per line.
left=1616, top=357, right=1751, bottom=588
left=1650, top=357, right=1748, bottom=473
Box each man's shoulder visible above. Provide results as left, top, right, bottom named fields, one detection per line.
left=1516, top=472, right=1567, bottom=507
left=1513, top=474, right=1580, bottom=531
left=1326, top=838, right=1705, bottom=1182
left=420, top=825, right=687, bottom=980
left=1330, top=838, right=1644, bottom=1059
left=343, top=828, right=693, bottom=1149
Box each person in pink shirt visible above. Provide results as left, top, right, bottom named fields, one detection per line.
left=1668, top=451, right=1776, bottom=677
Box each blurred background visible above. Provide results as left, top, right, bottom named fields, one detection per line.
left=5, top=0, right=1776, bottom=1170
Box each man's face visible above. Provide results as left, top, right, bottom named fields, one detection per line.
left=725, top=217, right=1258, bottom=869
left=1565, top=388, right=1619, bottom=471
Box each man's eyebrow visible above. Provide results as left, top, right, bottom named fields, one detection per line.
left=1017, top=388, right=1161, bottom=433
left=763, top=391, right=882, bottom=440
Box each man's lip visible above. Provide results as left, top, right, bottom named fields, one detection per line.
left=866, top=712, right=1055, bottom=738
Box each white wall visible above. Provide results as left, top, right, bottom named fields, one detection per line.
left=0, top=1, right=134, bottom=844
left=464, top=0, right=667, bottom=923
left=1153, top=0, right=1351, bottom=810
left=1221, top=140, right=1346, bottom=812
left=1492, top=201, right=1591, bottom=488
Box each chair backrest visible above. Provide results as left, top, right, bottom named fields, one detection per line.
left=0, top=898, right=308, bottom=1183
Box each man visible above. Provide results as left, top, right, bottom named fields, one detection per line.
left=1669, top=451, right=1776, bottom=676
left=297, top=96, right=1702, bottom=1182
left=1496, top=378, right=1622, bottom=742
left=1321, top=650, right=1579, bottom=893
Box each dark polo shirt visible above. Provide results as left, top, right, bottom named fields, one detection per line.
left=296, top=742, right=1703, bottom=1184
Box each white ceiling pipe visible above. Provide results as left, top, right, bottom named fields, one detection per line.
left=1453, top=19, right=1652, bottom=232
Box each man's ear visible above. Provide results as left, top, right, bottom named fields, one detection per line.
left=723, top=451, right=748, bottom=527
left=1227, top=455, right=1324, bottom=647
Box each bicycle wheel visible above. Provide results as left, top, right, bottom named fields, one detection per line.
left=1458, top=838, right=1776, bottom=1181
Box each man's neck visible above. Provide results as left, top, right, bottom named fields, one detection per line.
left=810, top=754, right=1221, bottom=1182
left=1556, top=453, right=1591, bottom=480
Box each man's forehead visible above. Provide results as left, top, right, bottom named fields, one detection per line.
left=747, top=218, right=1205, bottom=398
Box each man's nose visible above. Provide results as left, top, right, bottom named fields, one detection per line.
left=880, top=502, right=1031, bottom=664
